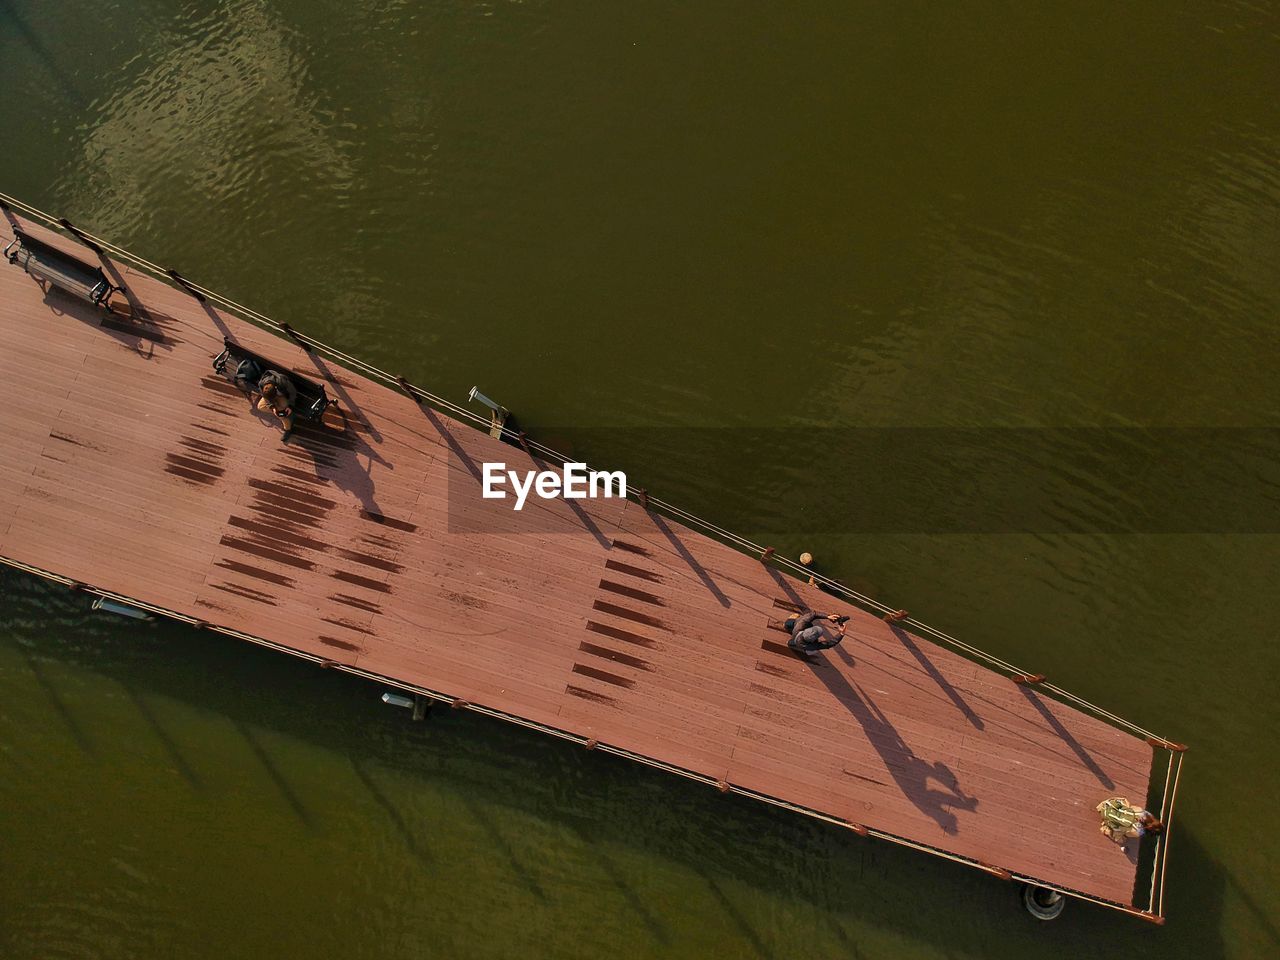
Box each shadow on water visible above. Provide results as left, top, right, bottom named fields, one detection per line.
left=17, top=643, right=96, bottom=757
left=696, top=866, right=775, bottom=960
left=462, top=793, right=549, bottom=902
left=0, top=569, right=1233, bottom=959
left=1222, top=861, right=1280, bottom=956
left=121, top=682, right=203, bottom=790
left=349, top=759, right=432, bottom=866
left=566, top=815, right=671, bottom=947
left=0, top=0, right=87, bottom=108
left=232, top=718, right=315, bottom=830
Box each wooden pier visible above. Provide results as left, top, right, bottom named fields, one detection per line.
left=0, top=205, right=1181, bottom=920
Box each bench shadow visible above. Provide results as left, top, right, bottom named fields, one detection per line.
left=0, top=213, right=177, bottom=352
left=91, top=254, right=146, bottom=327
left=809, top=645, right=977, bottom=835
left=24, top=274, right=177, bottom=357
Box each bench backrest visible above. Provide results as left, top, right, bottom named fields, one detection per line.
left=217, top=338, right=330, bottom=419
left=7, top=229, right=113, bottom=305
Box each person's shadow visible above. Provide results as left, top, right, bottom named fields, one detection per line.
left=205, top=347, right=391, bottom=519
left=808, top=643, right=978, bottom=835
left=281, top=405, right=389, bottom=517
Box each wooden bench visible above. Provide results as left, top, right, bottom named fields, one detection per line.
left=3, top=228, right=122, bottom=310
left=212, top=337, right=332, bottom=422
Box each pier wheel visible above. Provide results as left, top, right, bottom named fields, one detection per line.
left=1021, top=884, right=1066, bottom=920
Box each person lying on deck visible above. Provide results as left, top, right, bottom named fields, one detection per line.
left=256, top=370, right=297, bottom=439
left=785, top=610, right=849, bottom=657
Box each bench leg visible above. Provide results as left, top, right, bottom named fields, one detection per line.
left=107, top=288, right=134, bottom=318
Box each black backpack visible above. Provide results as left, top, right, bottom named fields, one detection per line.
left=234, top=357, right=263, bottom=386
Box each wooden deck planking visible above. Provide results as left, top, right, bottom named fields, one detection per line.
left=0, top=214, right=1156, bottom=908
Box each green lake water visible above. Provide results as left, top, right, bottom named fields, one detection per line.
left=1, top=2, right=1278, bottom=957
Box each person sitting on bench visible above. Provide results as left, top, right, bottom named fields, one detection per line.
left=785, top=610, right=849, bottom=657
left=212, top=340, right=331, bottom=428
left=256, top=370, right=297, bottom=438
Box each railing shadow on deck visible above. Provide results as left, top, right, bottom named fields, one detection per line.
left=651, top=513, right=730, bottom=607
left=889, top=624, right=985, bottom=731
left=1018, top=683, right=1116, bottom=790
left=300, top=352, right=382, bottom=444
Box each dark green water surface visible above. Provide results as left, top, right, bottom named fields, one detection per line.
left=1, top=2, right=1278, bottom=957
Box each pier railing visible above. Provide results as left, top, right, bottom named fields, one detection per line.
left=0, top=190, right=1185, bottom=921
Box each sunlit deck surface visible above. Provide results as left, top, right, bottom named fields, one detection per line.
left=0, top=214, right=1154, bottom=908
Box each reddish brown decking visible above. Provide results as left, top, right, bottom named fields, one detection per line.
left=0, top=213, right=1156, bottom=911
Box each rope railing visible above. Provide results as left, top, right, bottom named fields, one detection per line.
left=0, top=189, right=1179, bottom=747
left=1156, top=750, right=1185, bottom=917
left=1150, top=751, right=1175, bottom=907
